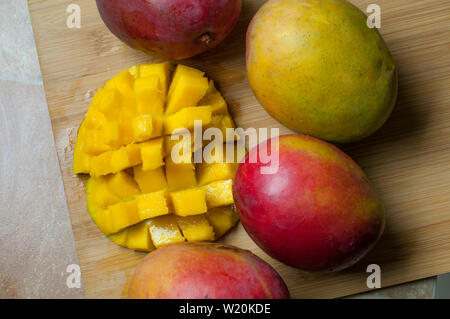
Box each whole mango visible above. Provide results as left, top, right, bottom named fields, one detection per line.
left=96, top=0, right=242, bottom=60
left=233, top=134, right=385, bottom=271
left=246, top=0, right=398, bottom=143
left=128, top=242, right=290, bottom=299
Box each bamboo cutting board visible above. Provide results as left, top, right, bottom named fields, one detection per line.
left=28, top=0, right=450, bottom=298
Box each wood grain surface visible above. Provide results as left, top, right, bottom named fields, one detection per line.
left=28, top=0, right=450, bottom=298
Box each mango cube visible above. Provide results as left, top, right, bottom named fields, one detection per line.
left=133, top=166, right=167, bottom=193
left=147, top=215, right=186, bottom=248
left=168, top=65, right=205, bottom=98
left=110, top=148, right=130, bottom=173
left=84, top=130, right=111, bottom=156
left=137, top=190, right=169, bottom=220
left=176, top=215, right=215, bottom=242
left=85, top=109, right=108, bottom=129
left=199, top=81, right=228, bottom=115
left=203, top=179, right=234, bottom=208
left=98, top=89, right=120, bottom=116
left=140, top=138, right=164, bottom=170
left=124, top=143, right=142, bottom=167
left=116, top=120, right=134, bottom=146
left=165, top=157, right=197, bottom=191
left=206, top=206, right=239, bottom=239
left=73, top=126, right=91, bottom=174
left=114, top=70, right=135, bottom=98
left=106, top=171, right=140, bottom=200
left=134, top=76, right=164, bottom=116
left=102, top=121, right=120, bottom=146
left=90, top=151, right=113, bottom=177
left=170, top=187, right=207, bottom=216
left=132, top=115, right=153, bottom=142
left=126, top=220, right=155, bottom=252
left=164, top=106, right=212, bottom=135
left=139, top=62, right=173, bottom=96
left=108, top=229, right=129, bottom=247
left=120, top=95, right=138, bottom=119
left=87, top=177, right=121, bottom=211
left=94, top=209, right=115, bottom=235
left=197, top=162, right=237, bottom=186
left=165, top=74, right=209, bottom=115
left=109, top=200, right=140, bottom=233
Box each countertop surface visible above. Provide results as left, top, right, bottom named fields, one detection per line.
left=0, top=0, right=441, bottom=299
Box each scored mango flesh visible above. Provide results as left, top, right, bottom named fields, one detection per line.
left=74, top=63, right=240, bottom=252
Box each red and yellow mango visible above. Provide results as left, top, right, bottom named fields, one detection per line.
left=246, top=0, right=397, bottom=143
left=233, top=134, right=385, bottom=271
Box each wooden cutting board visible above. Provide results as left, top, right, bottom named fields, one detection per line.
left=28, top=0, right=450, bottom=298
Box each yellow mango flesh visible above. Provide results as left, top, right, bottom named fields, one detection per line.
left=139, top=62, right=173, bottom=97
left=176, top=215, right=215, bottom=242
left=148, top=215, right=186, bottom=248
left=165, top=157, right=197, bottom=191
left=204, top=179, right=234, bottom=208
left=109, top=200, right=141, bottom=234
left=136, top=190, right=170, bottom=220
left=140, top=138, right=165, bottom=171
left=76, top=63, right=239, bottom=251
left=126, top=220, right=156, bottom=252
left=206, top=206, right=239, bottom=239
left=106, top=171, right=140, bottom=199
left=199, top=80, right=229, bottom=115
left=170, top=187, right=208, bottom=217
left=164, top=106, right=212, bottom=135
left=167, top=65, right=205, bottom=98
left=133, top=166, right=167, bottom=193
left=132, top=115, right=153, bottom=142
left=165, top=69, right=209, bottom=115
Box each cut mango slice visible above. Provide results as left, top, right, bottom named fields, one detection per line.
left=126, top=220, right=156, bottom=252
left=108, top=200, right=140, bottom=234
left=148, top=215, right=186, bottom=248
left=199, top=80, right=228, bottom=115
left=176, top=214, right=215, bottom=242
left=165, top=73, right=209, bottom=115
left=164, top=106, right=212, bottom=135
left=106, top=171, right=140, bottom=200
left=113, top=69, right=135, bottom=98
left=165, top=157, right=197, bottom=191
left=197, top=162, right=237, bottom=186
left=86, top=176, right=120, bottom=213
left=124, top=143, right=142, bottom=167
left=110, top=148, right=131, bottom=174
left=203, top=179, right=234, bottom=208
left=140, top=138, right=164, bottom=171
left=168, top=65, right=205, bottom=98
left=108, top=230, right=129, bottom=248
left=170, top=187, right=207, bottom=216
left=133, top=166, right=167, bottom=193
left=206, top=206, right=239, bottom=239
left=77, top=63, right=240, bottom=252
left=132, top=115, right=153, bottom=142
left=139, top=62, right=173, bottom=97
left=136, top=190, right=170, bottom=220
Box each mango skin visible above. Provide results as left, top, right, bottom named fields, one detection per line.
left=233, top=134, right=385, bottom=271
left=96, top=0, right=242, bottom=60
left=246, top=0, right=398, bottom=143
left=128, top=242, right=290, bottom=299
